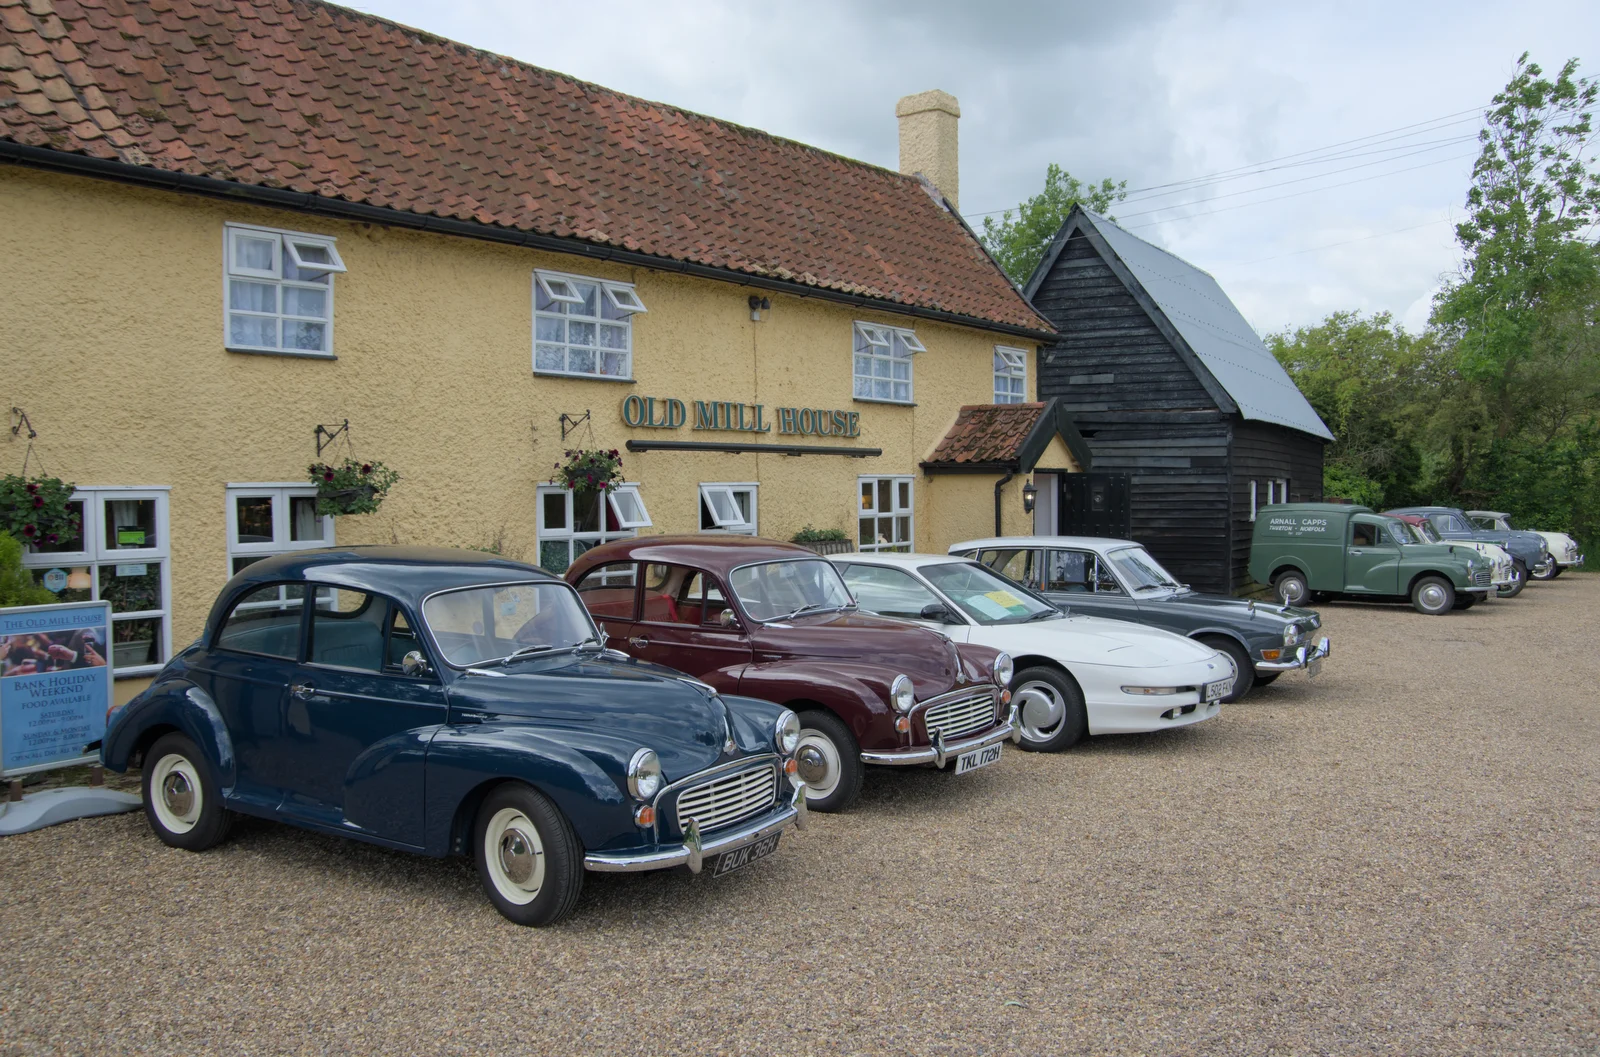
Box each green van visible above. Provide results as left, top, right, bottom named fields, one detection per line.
left=1249, top=503, right=1494, bottom=615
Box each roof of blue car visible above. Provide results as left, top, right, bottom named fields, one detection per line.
left=218, top=546, right=557, bottom=616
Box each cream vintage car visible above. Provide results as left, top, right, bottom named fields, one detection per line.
left=828, top=553, right=1233, bottom=752
left=1467, top=511, right=1585, bottom=580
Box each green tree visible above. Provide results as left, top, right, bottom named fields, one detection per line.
left=980, top=164, right=1127, bottom=284
left=0, top=531, right=52, bottom=608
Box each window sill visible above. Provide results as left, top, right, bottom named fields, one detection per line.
left=533, top=370, right=636, bottom=384
left=852, top=397, right=917, bottom=407
left=227, top=346, right=337, bottom=361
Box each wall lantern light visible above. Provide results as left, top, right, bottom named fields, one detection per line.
left=1022, top=478, right=1038, bottom=514
left=748, top=295, right=771, bottom=322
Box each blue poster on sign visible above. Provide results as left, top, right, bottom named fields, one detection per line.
left=0, top=601, right=114, bottom=776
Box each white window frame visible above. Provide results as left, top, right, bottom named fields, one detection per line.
left=605, top=485, right=653, bottom=530
left=699, top=483, right=758, bottom=535
left=533, top=269, right=645, bottom=381
left=223, top=222, right=342, bottom=358
left=994, top=346, right=1028, bottom=404
left=853, top=321, right=921, bottom=404
left=1249, top=480, right=1258, bottom=521
left=858, top=476, right=915, bottom=552
left=20, top=486, right=172, bottom=678
left=225, top=484, right=335, bottom=564
left=536, top=483, right=648, bottom=574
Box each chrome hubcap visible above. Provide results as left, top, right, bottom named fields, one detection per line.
left=1016, top=682, right=1065, bottom=742
left=795, top=745, right=830, bottom=785
left=1279, top=580, right=1304, bottom=604
left=499, top=831, right=535, bottom=886
left=161, top=773, right=194, bottom=817
left=1421, top=584, right=1447, bottom=609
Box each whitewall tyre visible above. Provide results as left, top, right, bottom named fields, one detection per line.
left=794, top=710, right=863, bottom=812
left=141, top=732, right=231, bottom=851
left=474, top=783, right=582, bottom=927
left=1011, top=667, right=1087, bottom=752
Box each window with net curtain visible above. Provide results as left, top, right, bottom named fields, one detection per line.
left=993, top=347, right=1027, bottom=403
left=858, top=477, right=914, bottom=552
left=533, top=271, right=646, bottom=379
left=852, top=323, right=922, bottom=403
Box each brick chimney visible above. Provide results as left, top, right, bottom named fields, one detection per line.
left=896, top=89, right=961, bottom=209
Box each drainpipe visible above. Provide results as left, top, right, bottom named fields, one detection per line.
left=994, top=472, right=1015, bottom=536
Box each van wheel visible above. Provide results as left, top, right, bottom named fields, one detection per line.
left=794, top=710, right=863, bottom=812
left=1497, top=561, right=1528, bottom=598
left=1198, top=637, right=1254, bottom=702
left=1411, top=576, right=1455, bottom=615
left=1273, top=570, right=1309, bottom=606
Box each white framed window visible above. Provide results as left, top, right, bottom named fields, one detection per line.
left=224, top=222, right=343, bottom=357
left=21, top=487, right=172, bottom=677
left=859, top=476, right=914, bottom=552
left=1249, top=480, right=1258, bottom=521
left=994, top=346, right=1028, bottom=404
left=853, top=321, right=922, bottom=403
left=225, top=484, right=335, bottom=578
left=533, top=270, right=645, bottom=380
left=537, top=484, right=650, bottom=574
left=699, top=483, right=758, bottom=535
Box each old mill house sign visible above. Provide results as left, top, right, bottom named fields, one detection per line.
left=620, top=395, right=862, bottom=439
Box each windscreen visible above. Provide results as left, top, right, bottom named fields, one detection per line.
left=1104, top=547, right=1182, bottom=592
left=730, top=560, right=854, bottom=622
left=422, top=582, right=597, bottom=667
left=920, top=562, right=1058, bottom=624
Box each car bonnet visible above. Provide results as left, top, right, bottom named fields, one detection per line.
left=983, top=614, right=1220, bottom=669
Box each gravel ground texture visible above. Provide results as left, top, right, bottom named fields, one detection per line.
left=2, top=575, right=1597, bottom=1056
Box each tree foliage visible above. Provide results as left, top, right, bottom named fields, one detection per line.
left=1272, top=54, right=1600, bottom=549
left=0, top=531, right=53, bottom=608
left=980, top=164, right=1127, bottom=284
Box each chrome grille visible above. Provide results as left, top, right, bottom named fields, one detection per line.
left=923, top=691, right=997, bottom=741
left=674, top=765, right=777, bottom=835
left=1472, top=568, right=1491, bottom=586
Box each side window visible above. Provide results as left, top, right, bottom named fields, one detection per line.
left=640, top=564, right=707, bottom=625
left=1042, top=550, right=1093, bottom=593
left=1093, top=558, right=1122, bottom=594
left=575, top=561, right=639, bottom=621
left=216, top=583, right=307, bottom=659
left=308, top=589, right=388, bottom=672
left=1439, top=514, right=1466, bottom=532
left=1352, top=523, right=1378, bottom=547
left=386, top=608, right=423, bottom=670
left=838, top=564, right=942, bottom=620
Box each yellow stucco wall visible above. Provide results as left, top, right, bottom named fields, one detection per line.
left=0, top=164, right=1068, bottom=662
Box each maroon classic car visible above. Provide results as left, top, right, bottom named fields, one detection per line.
left=566, top=537, right=1019, bottom=812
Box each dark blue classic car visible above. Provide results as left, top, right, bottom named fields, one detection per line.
left=102, top=548, right=805, bottom=926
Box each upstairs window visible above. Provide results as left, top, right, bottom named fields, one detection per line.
left=534, top=271, right=646, bottom=380
left=853, top=322, right=922, bottom=404
left=994, top=347, right=1027, bottom=404
left=225, top=223, right=345, bottom=357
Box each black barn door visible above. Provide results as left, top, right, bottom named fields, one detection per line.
left=1058, top=473, right=1131, bottom=538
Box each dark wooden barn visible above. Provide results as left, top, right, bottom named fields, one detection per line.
left=1023, top=206, right=1333, bottom=594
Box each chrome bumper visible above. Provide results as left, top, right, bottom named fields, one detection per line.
left=1565, top=554, right=1585, bottom=567
left=860, top=703, right=1021, bottom=767
left=1254, top=636, right=1331, bottom=674
left=582, top=783, right=806, bottom=875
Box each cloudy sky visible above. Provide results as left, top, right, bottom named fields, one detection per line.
left=349, top=0, right=1596, bottom=337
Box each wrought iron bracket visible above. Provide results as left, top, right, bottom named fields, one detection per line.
left=560, top=410, right=591, bottom=442
left=315, top=420, right=349, bottom=457
left=10, top=407, right=36, bottom=440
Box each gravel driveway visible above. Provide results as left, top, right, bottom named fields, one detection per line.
left=3, top=577, right=1597, bottom=1056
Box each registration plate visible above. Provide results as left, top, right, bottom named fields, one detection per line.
left=1204, top=678, right=1234, bottom=703
left=1308, top=653, right=1323, bottom=679
left=711, top=832, right=781, bottom=877
left=954, top=743, right=1003, bottom=775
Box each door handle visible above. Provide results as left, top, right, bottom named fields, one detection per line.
left=629, top=637, right=649, bottom=649
left=290, top=683, right=315, bottom=700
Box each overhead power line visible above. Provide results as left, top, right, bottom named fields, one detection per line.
left=1218, top=216, right=1459, bottom=267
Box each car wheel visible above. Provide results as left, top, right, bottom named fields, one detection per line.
left=142, top=732, right=232, bottom=851
left=1199, top=637, right=1254, bottom=702
left=1411, top=576, right=1455, bottom=615
left=1254, top=672, right=1281, bottom=686
left=474, top=783, right=584, bottom=927
left=1530, top=557, right=1558, bottom=581
left=1498, top=561, right=1528, bottom=598
left=793, top=710, right=863, bottom=812
left=1550, top=565, right=1565, bottom=579
left=1453, top=594, right=1479, bottom=610
left=1011, top=667, right=1088, bottom=752
left=1273, top=570, right=1309, bottom=606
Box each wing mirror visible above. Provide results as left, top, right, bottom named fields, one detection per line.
left=717, top=609, right=740, bottom=628
left=401, top=650, right=433, bottom=677
left=919, top=602, right=955, bottom=622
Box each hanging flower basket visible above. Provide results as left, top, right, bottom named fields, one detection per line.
left=307, top=459, right=401, bottom=516
left=0, top=474, right=80, bottom=548
left=552, top=448, right=622, bottom=494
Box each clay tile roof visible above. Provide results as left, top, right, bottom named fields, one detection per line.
left=927, top=402, right=1048, bottom=465
left=0, top=0, right=1052, bottom=334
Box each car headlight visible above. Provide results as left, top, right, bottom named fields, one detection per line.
left=890, top=674, right=916, bottom=712
left=627, top=747, right=663, bottom=801
left=774, top=710, right=800, bottom=755
left=992, top=652, right=1014, bottom=687
left=1282, top=623, right=1305, bottom=647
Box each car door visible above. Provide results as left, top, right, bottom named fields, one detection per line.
left=572, top=559, right=641, bottom=647
left=1345, top=518, right=1401, bottom=594
left=626, top=563, right=754, bottom=684
left=201, top=580, right=319, bottom=811
left=278, top=588, right=448, bottom=846
left=837, top=563, right=970, bottom=641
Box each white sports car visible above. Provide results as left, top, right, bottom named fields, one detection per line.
left=829, top=552, right=1233, bottom=752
